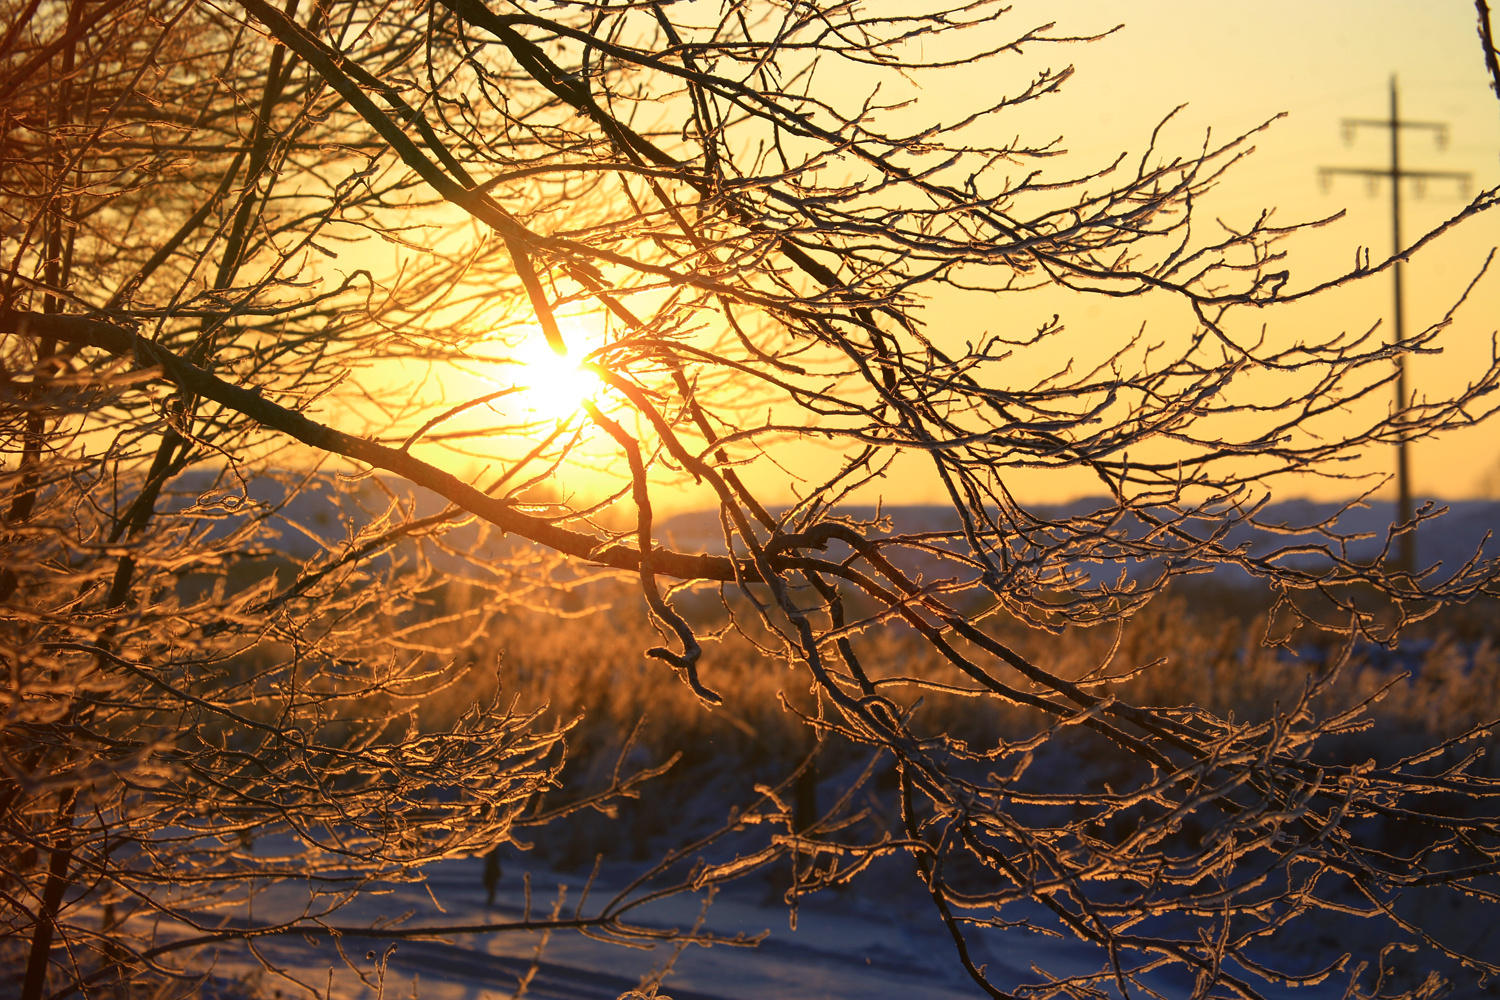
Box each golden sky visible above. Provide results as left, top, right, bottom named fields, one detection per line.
left=797, top=0, right=1500, bottom=508
left=333, top=2, right=1500, bottom=513
left=980, top=0, right=1500, bottom=503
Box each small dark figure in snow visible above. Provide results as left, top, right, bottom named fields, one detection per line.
left=482, top=846, right=503, bottom=906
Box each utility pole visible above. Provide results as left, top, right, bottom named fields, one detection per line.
left=1319, top=76, right=1469, bottom=576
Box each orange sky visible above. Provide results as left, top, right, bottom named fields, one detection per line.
left=791, top=0, right=1500, bottom=509
left=977, top=0, right=1500, bottom=504
left=332, top=2, right=1500, bottom=514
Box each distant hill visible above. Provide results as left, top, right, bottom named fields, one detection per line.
left=658, top=498, right=1500, bottom=587
left=147, top=470, right=1500, bottom=588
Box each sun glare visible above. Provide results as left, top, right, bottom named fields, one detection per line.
left=511, top=335, right=604, bottom=420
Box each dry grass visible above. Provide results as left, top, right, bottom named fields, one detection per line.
left=399, top=578, right=1500, bottom=869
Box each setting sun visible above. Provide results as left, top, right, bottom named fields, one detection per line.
left=510, top=335, right=604, bottom=420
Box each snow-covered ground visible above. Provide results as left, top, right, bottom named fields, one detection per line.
left=183, top=845, right=1488, bottom=1000
left=196, top=851, right=996, bottom=1000
left=194, top=853, right=1145, bottom=1000
left=163, top=824, right=1500, bottom=1000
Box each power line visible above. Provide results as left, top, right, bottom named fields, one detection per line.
left=1318, top=75, right=1470, bottom=576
